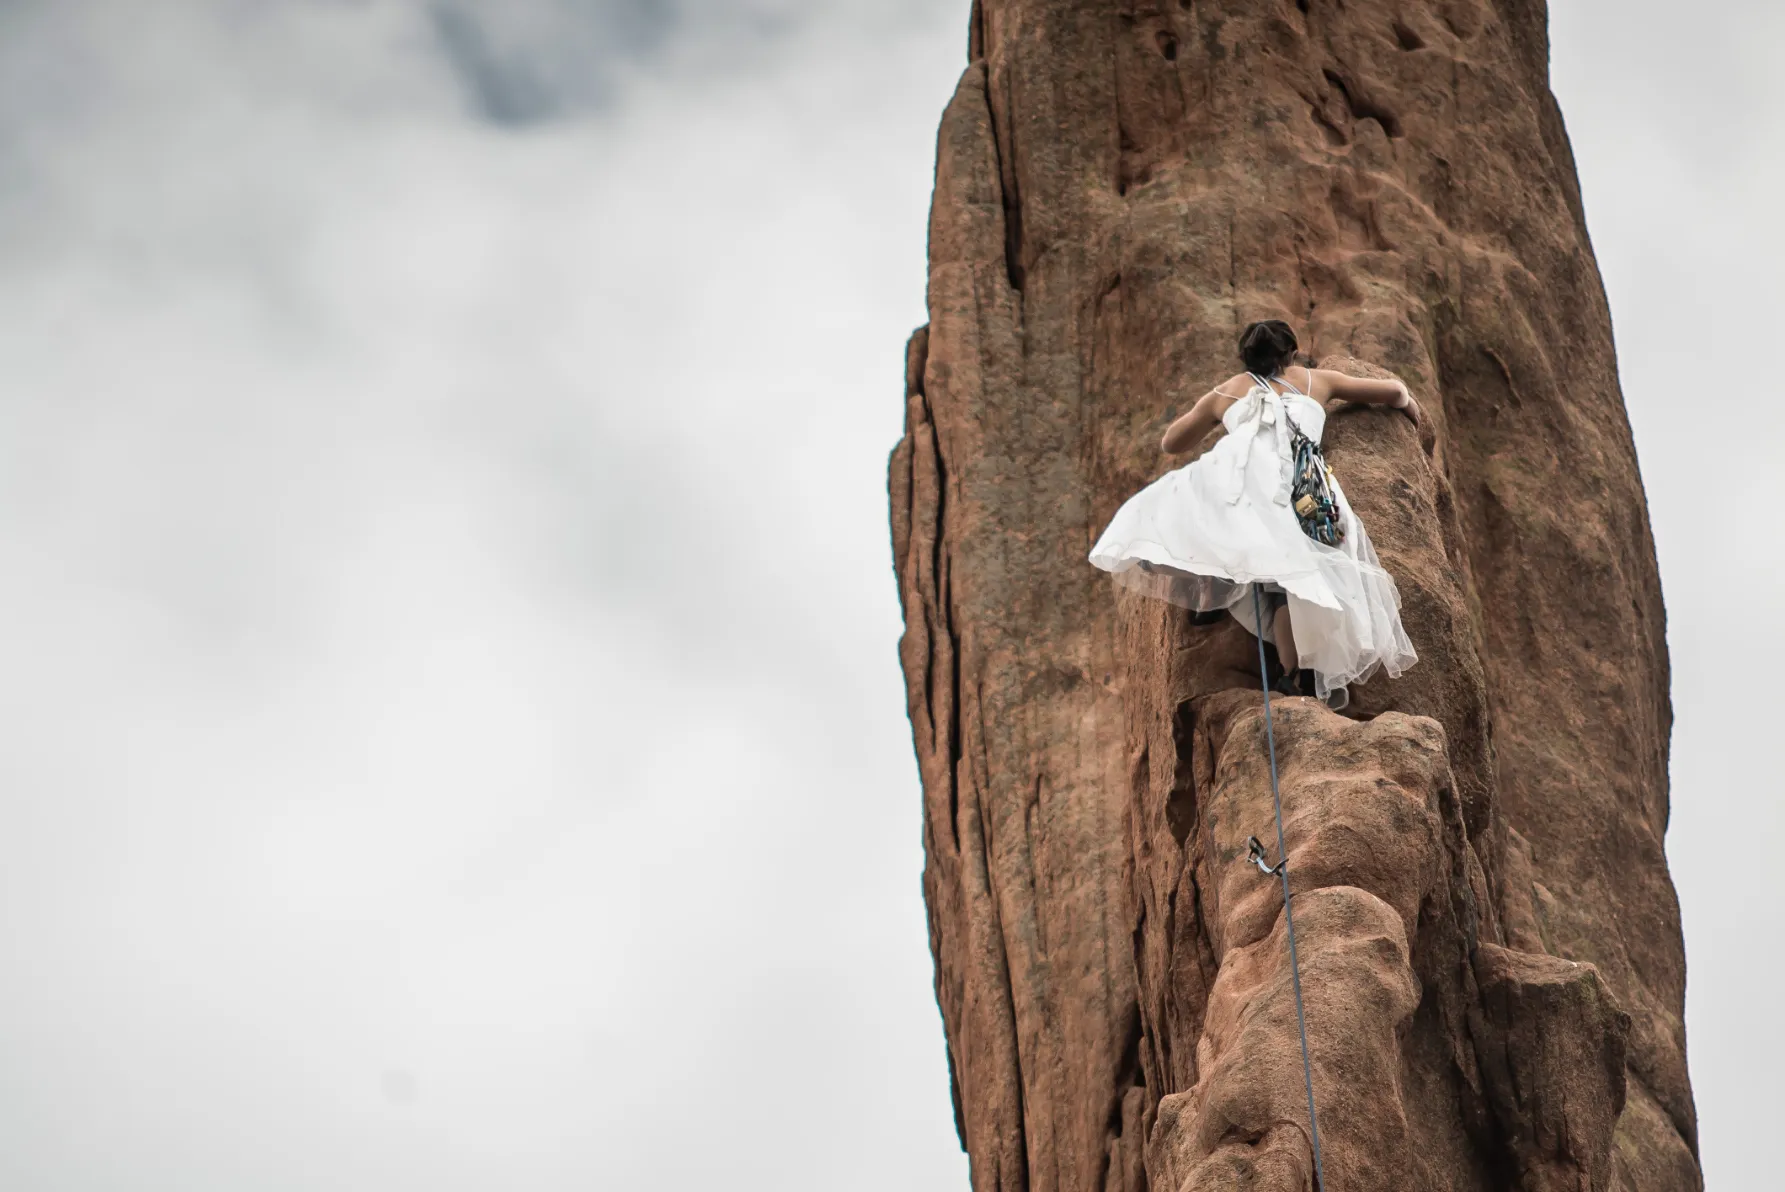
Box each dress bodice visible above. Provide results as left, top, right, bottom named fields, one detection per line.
left=1220, top=378, right=1325, bottom=443
left=1213, top=374, right=1324, bottom=509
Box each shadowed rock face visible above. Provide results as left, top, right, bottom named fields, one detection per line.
left=888, top=2, right=1698, bottom=1190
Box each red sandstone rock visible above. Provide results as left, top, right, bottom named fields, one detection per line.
left=890, top=2, right=1697, bottom=1190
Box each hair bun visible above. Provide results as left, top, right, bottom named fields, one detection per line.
left=1238, top=320, right=1299, bottom=376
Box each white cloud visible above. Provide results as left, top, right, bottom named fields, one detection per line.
left=0, top=1, right=965, bottom=1188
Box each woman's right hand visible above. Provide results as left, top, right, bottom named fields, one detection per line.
left=1397, top=386, right=1438, bottom=455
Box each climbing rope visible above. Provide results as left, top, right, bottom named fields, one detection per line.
left=1247, top=584, right=1328, bottom=1192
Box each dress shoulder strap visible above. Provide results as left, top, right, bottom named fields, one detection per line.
left=1271, top=368, right=1312, bottom=397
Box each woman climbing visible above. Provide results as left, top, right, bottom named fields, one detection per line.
left=1088, top=319, right=1420, bottom=709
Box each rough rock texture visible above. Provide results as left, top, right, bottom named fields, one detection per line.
left=888, top=1, right=1699, bottom=1190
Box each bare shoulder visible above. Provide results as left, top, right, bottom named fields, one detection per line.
left=1303, top=365, right=1340, bottom=406
left=1206, top=371, right=1253, bottom=411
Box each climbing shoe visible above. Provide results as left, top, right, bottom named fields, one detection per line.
left=1273, top=669, right=1316, bottom=698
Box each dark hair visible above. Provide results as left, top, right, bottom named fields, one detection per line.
left=1238, top=320, right=1298, bottom=377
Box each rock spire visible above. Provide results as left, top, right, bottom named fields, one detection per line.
left=889, top=2, right=1699, bottom=1189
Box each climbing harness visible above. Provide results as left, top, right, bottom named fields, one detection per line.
left=1249, top=583, right=1329, bottom=1191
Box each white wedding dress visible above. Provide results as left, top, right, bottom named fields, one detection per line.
left=1088, top=373, right=1416, bottom=705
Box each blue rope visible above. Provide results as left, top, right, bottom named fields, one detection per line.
left=1251, top=584, right=1328, bottom=1191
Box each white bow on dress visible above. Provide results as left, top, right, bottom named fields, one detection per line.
left=1221, top=382, right=1297, bottom=508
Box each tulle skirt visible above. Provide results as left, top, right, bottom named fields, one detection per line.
left=1088, top=437, right=1416, bottom=706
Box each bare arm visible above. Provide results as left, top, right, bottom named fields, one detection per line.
left=1161, top=374, right=1252, bottom=453
left=1310, top=368, right=1406, bottom=405
left=1308, top=366, right=1422, bottom=427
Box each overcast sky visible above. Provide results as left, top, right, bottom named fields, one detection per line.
left=0, top=2, right=1774, bottom=1189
